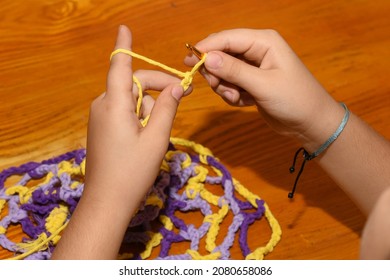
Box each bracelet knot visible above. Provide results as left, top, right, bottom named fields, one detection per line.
left=288, top=102, right=350, bottom=198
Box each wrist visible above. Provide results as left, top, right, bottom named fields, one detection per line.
left=288, top=101, right=350, bottom=198
left=81, top=179, right=147, bottom=219
left=55, top=194, right=131, bottom=259
left=298, top=100, right=347, bottom=154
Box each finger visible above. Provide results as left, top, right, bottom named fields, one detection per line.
left=106, top=25, right=134, bottom=105
left=133, top=70, right=193, bottom=97
left=221, top=91, right=256, bottom=106
left=210, top=79, right=255, bottom=106
left=204, top=50, right=268, bottom=96
left=132, top=70, right=181, bottom=94
left=140, top=94, right=155, bottom=118
left=184, top=29, right=274, bottom=66
left=132, top=70, right=188, bottom=119
left=145, top=84, right=183, bottom=139
left=199, top=66, right=250, bottom=106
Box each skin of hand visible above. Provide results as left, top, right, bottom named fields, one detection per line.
left=51, top=25, right=185, bottom=259
left=184, top=29, right=345, bottom=152
left=185, top=29, right=390, bottom=260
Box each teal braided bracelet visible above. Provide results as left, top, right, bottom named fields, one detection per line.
left=288, top=102, right=350, bottom=198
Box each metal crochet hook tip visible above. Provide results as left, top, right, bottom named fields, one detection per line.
left=185, top=43, right=203, bottom=59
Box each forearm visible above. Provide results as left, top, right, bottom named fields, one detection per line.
left=305, top=110, right=390, bottom=216
left=51, top=187, right=138, bottom=259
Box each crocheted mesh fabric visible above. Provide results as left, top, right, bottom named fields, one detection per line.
left=0, top=138, right=281, bottom=260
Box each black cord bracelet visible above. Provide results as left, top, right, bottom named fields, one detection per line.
left=288, top=102, right=350, bottom=198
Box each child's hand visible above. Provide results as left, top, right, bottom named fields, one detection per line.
left=52, top=25, right=184, bottom=259
left=185, top=29, right=344, bottom=152
left=184, top=28, right=390, bottom=219
left=85, top=25, right=184, bottom=215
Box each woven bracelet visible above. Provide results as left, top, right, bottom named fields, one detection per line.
left=288, top=102, right=350, bottom=198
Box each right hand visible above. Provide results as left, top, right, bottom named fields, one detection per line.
left=184, top=29, right=344, bottom=152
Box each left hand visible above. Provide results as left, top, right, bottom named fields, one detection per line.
left=85, top=26, right=185, bottom=212
left=51, top=25, right=185, bottom=259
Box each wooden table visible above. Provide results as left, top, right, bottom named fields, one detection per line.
left=1, top=0, right=389, bottom=260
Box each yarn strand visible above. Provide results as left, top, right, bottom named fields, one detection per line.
left=110, top=48, right=206, bottom=91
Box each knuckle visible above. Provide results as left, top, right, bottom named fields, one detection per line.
left=263, top=29, right=283, bottom=43
left=133, top=69, right=142, bottom=77
left=207, top=32, right=218, bottom=39
left=133, top=69, right=146, bottom=79
left=264, top=29, right=280, bottom=37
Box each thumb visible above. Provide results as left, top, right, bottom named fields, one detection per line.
left=145, top=84, right=183, bottom=138
left=205, top=51, right=266, bottom=95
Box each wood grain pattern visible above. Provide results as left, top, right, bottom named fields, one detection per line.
left=1, top=0, right=389, bottom=259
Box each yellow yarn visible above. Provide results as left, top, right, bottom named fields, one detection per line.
left=9, top=206, right=69, bottom=260
left=204, top=204, right=229, bottom=252
left=170, top=137, right=214, bottom=164
left=185, top=165, right=208, bottom=200
left=8, top=222, right=68, bottom=260
left=70, top=181, right=79, bottom=189
left=245, top=203, right=282, bottom=260
left=140, top=215, right=173, bottom=259
left=186, top=250, right=221, bottom=260
left=0, top=199, right=6, bottom=214
left=160, top=214, right=174, bottom=231
left=160, top=158, right=170, bottom=172
left=45, top=205, right=69, bottom=244
left=110, top=48, right=206, bottom=91
left=16, top=233, right=49, bottom=251
left=5, top=186, right=30, bottom=205
left=180, top=153, right=192, bottom=169
left=4, top=172, right=55, bottom=204
left=140, top=231, right=163, bottom=259
left=145, top=193, right=164, bottom=209
left=232, top=178, right=282, bottom=260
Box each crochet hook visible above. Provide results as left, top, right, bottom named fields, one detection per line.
left=185, top=43, right=203, bottom=59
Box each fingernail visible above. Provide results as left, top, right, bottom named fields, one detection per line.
left=171, top=85, right=184, bottom=101
left=205, top=52, right=223, bottom=69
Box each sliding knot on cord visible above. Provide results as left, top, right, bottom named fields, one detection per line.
left=181, top=71, right=194, bottom=90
